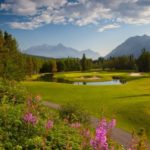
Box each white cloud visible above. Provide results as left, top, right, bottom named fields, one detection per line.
left=1, top=0, right=150, bottom=30
left=1, top=0, right=37, bottom=15
left=98, top=24, right=120, bottom=32
left=0, top=3, right=11, bottom=10
left=10, top=21, right=42, bottom=30
left=7, top=0, right=112, bottom=29
left=1, top=0, right=67, bottom=15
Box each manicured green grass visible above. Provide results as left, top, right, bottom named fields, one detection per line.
left=23, top=71, right=150, bottom=137
left=54, top=71, right=129, bottom=82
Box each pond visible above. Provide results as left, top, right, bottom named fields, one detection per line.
left=74, top=79, right=122, bottom=85
left=37, top=74, right=124, bottom=85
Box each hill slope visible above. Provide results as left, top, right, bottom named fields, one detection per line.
left=106, top=35, right=150, bottom=58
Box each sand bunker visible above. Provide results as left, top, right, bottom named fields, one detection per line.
left=77, top=76, right=100, bottom=80
left=129, top=73, right=142, bottom=77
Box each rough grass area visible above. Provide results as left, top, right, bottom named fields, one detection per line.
left=23, top=71, right=150, bottom=137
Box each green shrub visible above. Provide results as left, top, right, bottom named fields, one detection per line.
left=0, top=97, right=84, bottom=150
left=46, top=124, right=83, bottom=150
left=0, top=79, right=27, bottom=104
left=59, top=103, right=90, bottom=124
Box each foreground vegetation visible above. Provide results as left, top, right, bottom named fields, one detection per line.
left=0, top=80, right=148, bottom=149
left=0, top=80, right=83, bottom=149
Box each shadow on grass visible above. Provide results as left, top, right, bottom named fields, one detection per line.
left=117, top=94, right=150, bottom=99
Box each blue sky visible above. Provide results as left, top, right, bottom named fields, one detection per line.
left=1, top=0, right=150, bottom=56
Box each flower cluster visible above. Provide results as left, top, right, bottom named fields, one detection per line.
left=23, top=112, right=38, bottom=125
left=81, top=129, right=91, bottom=138
left=45, top=120, right=53, bottom=130
left=70, top=122, right=81, bottom=128
left=90, top=118, right=116, bottom=150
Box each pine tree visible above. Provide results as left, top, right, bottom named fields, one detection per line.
left=81, top=54, right=87, bottom=71
left=137, top=49, right=150, bottom=72
left=0, top=30, right=25, bottom=80
left=51, top=60, right=57, bottom=73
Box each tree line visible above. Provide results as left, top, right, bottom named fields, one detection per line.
left=93, top=49, right=150, bottom=72
left=39, top=54, right=93, bottom=73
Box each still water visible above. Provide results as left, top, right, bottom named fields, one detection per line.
left=74, top=80, right=122, bottom=85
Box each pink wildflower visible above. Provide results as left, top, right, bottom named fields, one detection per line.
left=90, top=118, right=116, bottom=150
left=80, top=129, right=91, bottom=149
left=70, top=122, right=81, bottom=128
left=45, top=120, right=53, bottom=130
left=23, top=112, right=37, bottom=125
left=108, top=119, right=116, bottom=129
left=82, top=129, right=91, bottom=138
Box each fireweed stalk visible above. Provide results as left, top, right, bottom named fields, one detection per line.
left=45, top=119, right=53, bottom=131
left=23, top=112, right=38, bottom=137
left=26, top=95, right=41, bottom=112
left=90, top=118, right=116, bottom=150
left=80, top=128, right=91, bottom=149
left=69, top=120, right=116, bottom=149
left=23, top=96, right=41, bottom=125
left=23, top=112, right=38, bottom=125
left=43, top=119, right=54, bottom=149
left=23, top=96, right=40, bottom=137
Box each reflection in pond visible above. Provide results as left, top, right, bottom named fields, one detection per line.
left=74, top=80, right=123, bottom=85
left=37, top=73, right=73, bottom=84
left=37, top=73, right=54, bottom=81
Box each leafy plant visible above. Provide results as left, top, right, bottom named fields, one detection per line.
left=59, top=103, right=90, bottom=124
left=0, top=79, right=27, bottom=104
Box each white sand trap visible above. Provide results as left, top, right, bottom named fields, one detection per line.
left=130, top=73, right=142, bottom=77
left=77, top=76, right=100, bottom=80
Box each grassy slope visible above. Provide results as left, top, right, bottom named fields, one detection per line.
left=23, top=72, right=150, bottom=136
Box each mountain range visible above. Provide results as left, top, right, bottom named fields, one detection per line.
left=23, top=43, right=100, bottom=59
left=23, top=35, right=150, bottom=59
left=106, top=35, right=150, bottom=58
